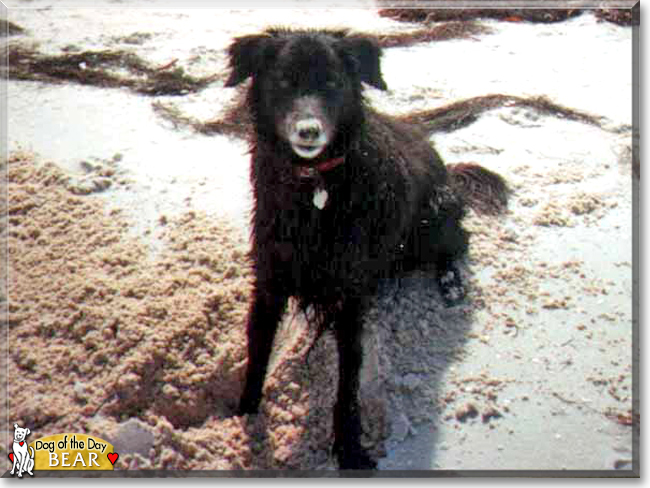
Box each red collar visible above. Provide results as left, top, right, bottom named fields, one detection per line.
left=295, top=155, right=346, bottom=179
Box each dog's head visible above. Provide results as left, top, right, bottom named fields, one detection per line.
left=226, top=28, right=387, bottom=161
left=13, top=424, right=30, bottom=442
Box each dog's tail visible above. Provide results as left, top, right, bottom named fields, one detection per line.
left=29, top=446, right=34, bottom=458
left=447, top=162, right=510, bottom=216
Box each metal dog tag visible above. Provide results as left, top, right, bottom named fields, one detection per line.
left=313, top=187, right=328, bottom=209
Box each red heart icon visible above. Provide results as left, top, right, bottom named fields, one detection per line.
left=19, top=442, right=24, bottom=447
left=8, top=453, right=14, bottom=463
left=107, top=452, right=119, bottom=465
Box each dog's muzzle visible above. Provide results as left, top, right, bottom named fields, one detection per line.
left=282, top=96, right=333, bottom=160
left=289, top=118, right=328, bottom=159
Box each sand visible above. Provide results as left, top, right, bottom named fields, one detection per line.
left=5, top=151, right=349, bottom=469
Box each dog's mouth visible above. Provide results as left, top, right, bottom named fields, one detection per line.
left=292, top=143, right=326, bottom=160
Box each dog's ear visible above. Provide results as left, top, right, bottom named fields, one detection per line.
left=338, top=36, right=387, bottom=90
left=25, top=428, right=30, bottom=436
left=225, top=34, right=278, bottom=87
left=14, top=423, right=18, bottom=429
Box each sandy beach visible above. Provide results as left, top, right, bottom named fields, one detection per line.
left=2, top=1, right=638, bottom=474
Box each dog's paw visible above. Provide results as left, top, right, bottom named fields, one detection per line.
left=237, top=395, right=261, bottom=417
left=336, top=444, right=378, bottom=470
left=436, top=266, right=466, bottom=307
left=338, top=452, right=378, bottom=470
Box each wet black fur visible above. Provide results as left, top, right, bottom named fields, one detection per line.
left=226, top=28, right=507, bottom=470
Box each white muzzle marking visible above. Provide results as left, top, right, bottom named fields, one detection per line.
left=289, top=117, right=329, bottom=159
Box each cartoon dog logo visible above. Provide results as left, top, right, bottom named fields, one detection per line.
left=9, top=423, right=35, bottom=477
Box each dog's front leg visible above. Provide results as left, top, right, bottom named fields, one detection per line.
left=238, top=280, right=288, bottom=415
left=17, top=453, right=26, bottom=478
left=333, top=299, right=377, bottom=470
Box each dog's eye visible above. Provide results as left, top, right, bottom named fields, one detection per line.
left=325, top=79, right=340, bottom=90
left=277, top=78, right=291, bottom=89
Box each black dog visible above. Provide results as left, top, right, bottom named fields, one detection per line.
left=226, top=28, right=508, bottom=469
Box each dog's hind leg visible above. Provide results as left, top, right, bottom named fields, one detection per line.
left=238, top=284, right=289, bottom=415
left=333, top=299, right=377, bottom=470
left=435, top=258, right=466, bottom=307
left=26, top=448, right=34, bottom=476
left=432, top=216, right=470, bottom=307
left=405, top=209, right=470, bottom=307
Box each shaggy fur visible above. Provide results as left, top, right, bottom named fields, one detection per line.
left=226, top=28, right=508, bottom=469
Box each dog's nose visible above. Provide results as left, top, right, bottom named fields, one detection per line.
left=296, top=120, right=322, bottom=142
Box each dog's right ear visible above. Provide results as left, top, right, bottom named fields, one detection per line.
left=14, top=423, right=18, bottom=429
left=337, top=35, right=388, bottom=91
left=225, top=34, right=277, bottom=87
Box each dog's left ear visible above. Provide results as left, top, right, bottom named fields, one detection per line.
left=25, top=428, right=30, bottom=436
left=337, top=36, right=387, bottom=90
left=225, top=33, right=278, bottom=87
